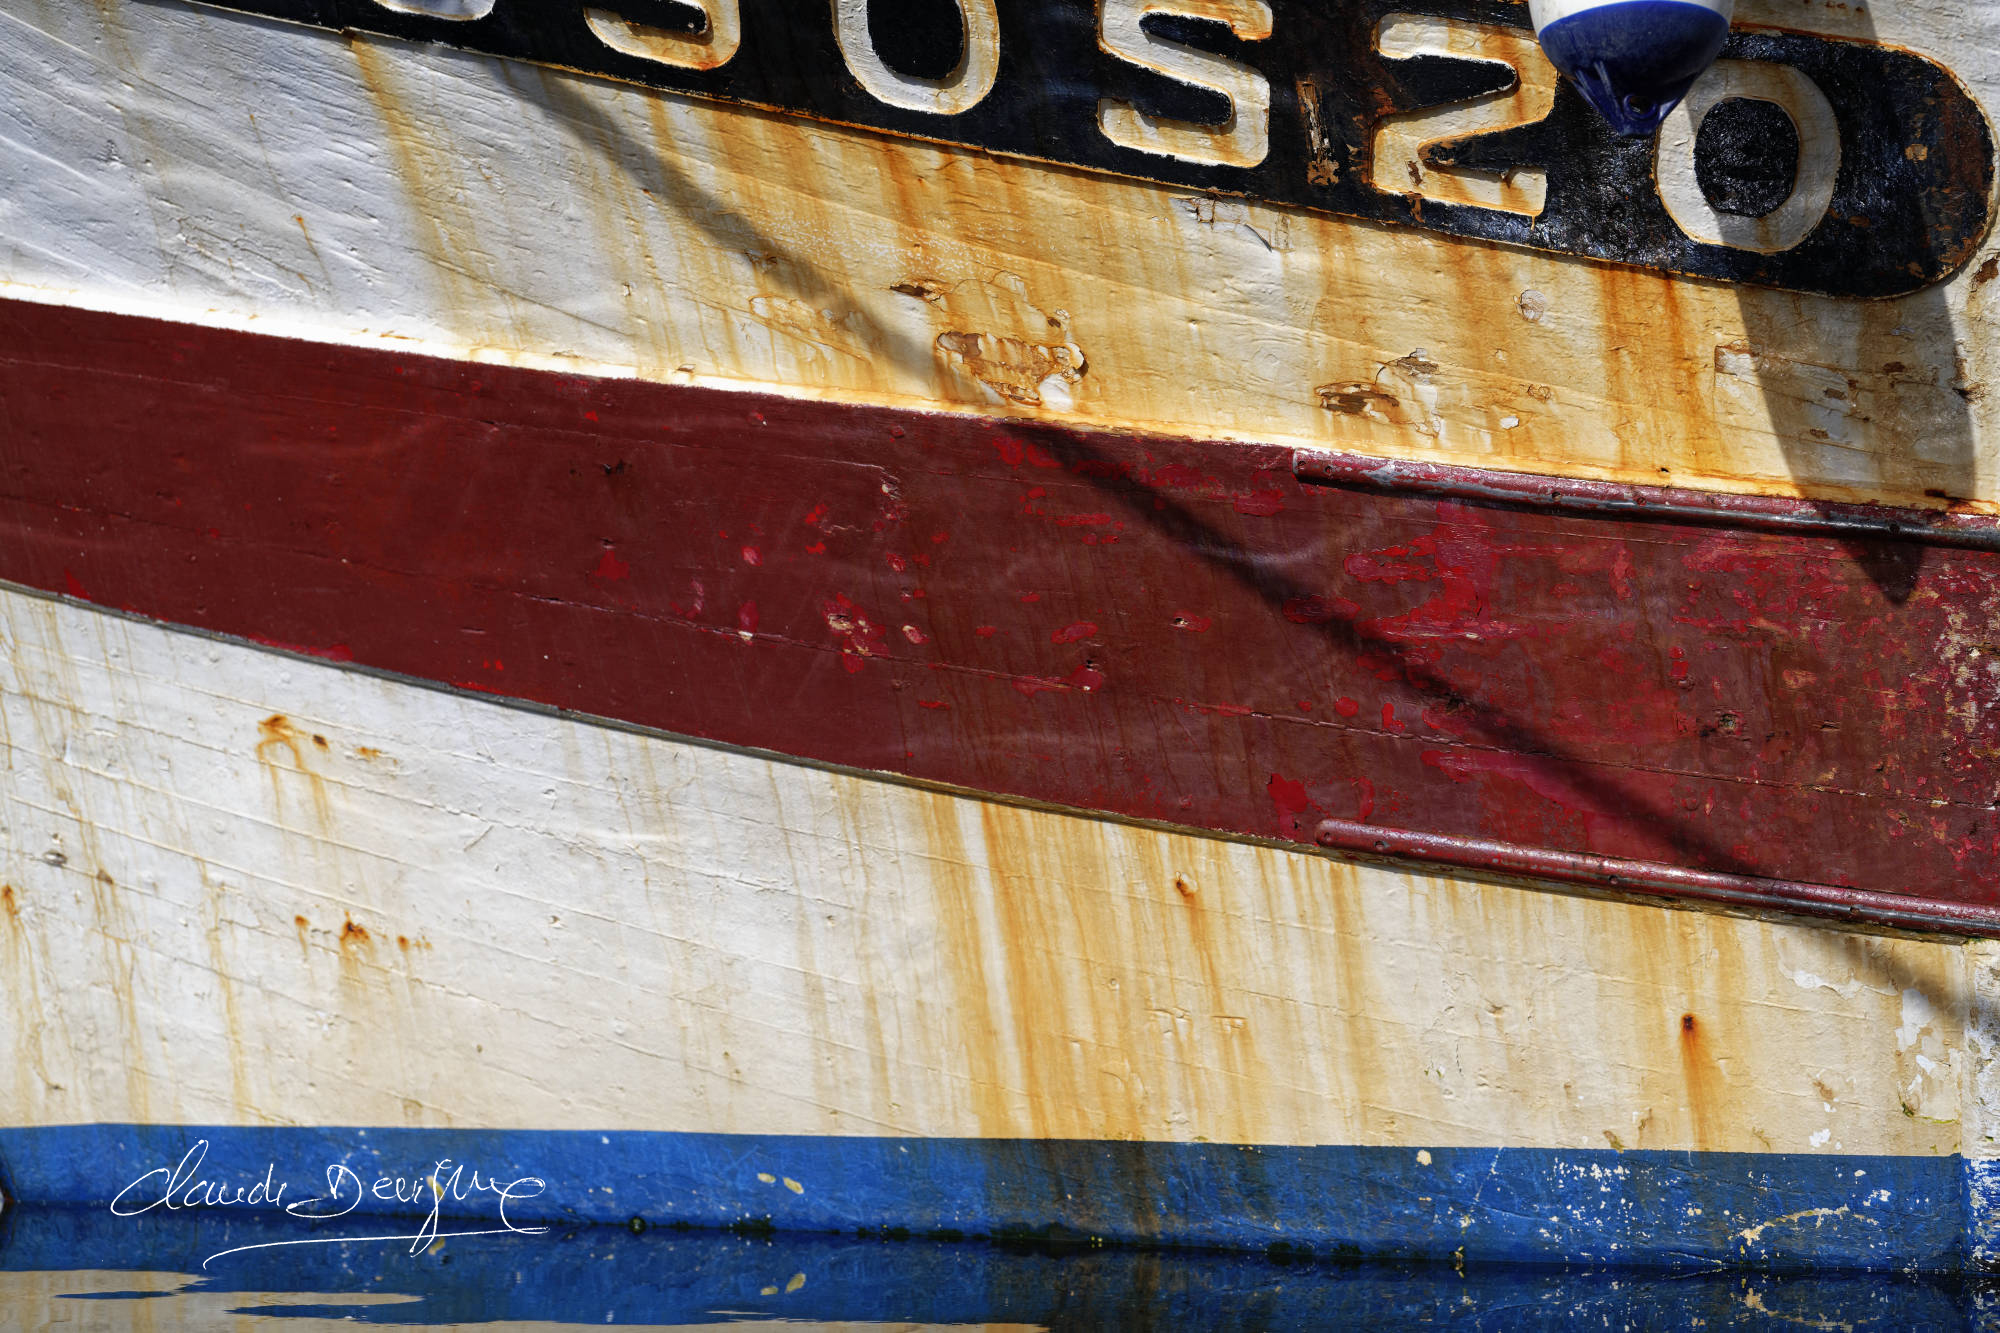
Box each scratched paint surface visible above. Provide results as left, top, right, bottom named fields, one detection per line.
left=4, top=299, right=2000, bottom=907
left=3, top=0, right=1999, bottom=509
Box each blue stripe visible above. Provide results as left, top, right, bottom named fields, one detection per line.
left=0, top=1124, right=1970, bottom=1270
left=0, top=1200, right=1976, bottom=1320
left=0, top=1202, right=1982, bottom=1327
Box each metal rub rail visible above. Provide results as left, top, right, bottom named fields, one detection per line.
left=1314, top=819, right=2000, bottom=938
left=1293, top=450, right=2000, bottom=551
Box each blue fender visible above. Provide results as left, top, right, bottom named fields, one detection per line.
left=1531, top=0, right=1733, bottom=135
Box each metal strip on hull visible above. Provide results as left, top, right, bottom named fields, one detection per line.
left=1295, top=450, right=2000, bottom=551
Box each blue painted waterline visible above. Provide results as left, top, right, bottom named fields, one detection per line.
left=2, top=1204, right=1991, bottom=1329
left=5, top=1204, right=1991, bottom=1329
left=0, top=1124, right=1979, bottom=1271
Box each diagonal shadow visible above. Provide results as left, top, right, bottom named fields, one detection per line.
left=1006, top=424, right=1982, bottom=1047
left=1000, top=421, right=1766, bottom=879
left=1006, top=426, right=1987, bottom=1036
left=522, top=56, right=943, bottom=383
left=1727, top=4, right=1979, bottom=604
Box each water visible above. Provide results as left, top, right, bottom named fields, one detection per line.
left=1, top=1203, right=1991, bottom=1330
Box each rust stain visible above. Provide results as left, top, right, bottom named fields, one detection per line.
left=1315, top=383, right=1400, bottom=418
left=255, top=712, right=334, bottom=832
left=69, top=826, right=152, bottom=1124
left=350, top=36, right=508, bottom=358
left=203, top=870, right=255, bottom=1117
left=256, top=713, right=302, bottom=764
left=334, top=912, right=380, bottom=993
left=0, top=874, right=54, bottom=1125
left=69, top=5, right=1977, bottom=514
left=1600, top=267, right=1704, bottom=478
left=983, top=800, right=1128, bottom=1142
left=1677, top=1011, right=1723, bottom=1154
left=778, top=773, right=846, bottom=1132
left=916, top=791, right=1011, bottom=1139
left=1321, top=859, right=1388, bottom=1140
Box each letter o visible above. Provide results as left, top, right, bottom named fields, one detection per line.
left=1654, top=60, right=1840, bottom=255
left=833, top=0, right=1001, bottom=115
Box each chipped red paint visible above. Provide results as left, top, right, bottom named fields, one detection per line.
left=5, top=298, right=2000, bottom=929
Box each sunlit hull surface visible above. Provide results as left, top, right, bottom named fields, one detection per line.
left=3, top=0, right=2000, bottom=1270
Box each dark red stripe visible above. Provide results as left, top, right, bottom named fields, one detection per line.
left=4, top=296, right=1999, bottom=930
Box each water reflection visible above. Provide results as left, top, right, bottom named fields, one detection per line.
left=0, top=1203, right=1989, bottom=1329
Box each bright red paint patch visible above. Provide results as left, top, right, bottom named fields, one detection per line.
left=1267, top=773, right=1313, bottom=823
left=1066, top=664, right=1106, bottom=691
left=1264, top=768, right=1312, bottom=808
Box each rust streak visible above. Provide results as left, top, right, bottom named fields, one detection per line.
left=1678, top=1012, right=1722, bottom=1154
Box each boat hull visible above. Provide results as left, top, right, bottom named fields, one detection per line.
left=6, top=0, right=2000, bottom=1272
left=0, top=581, right=1988, bottom=1266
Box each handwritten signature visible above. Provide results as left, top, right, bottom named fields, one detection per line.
left=110, top=1140, right=548, bottom=1266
